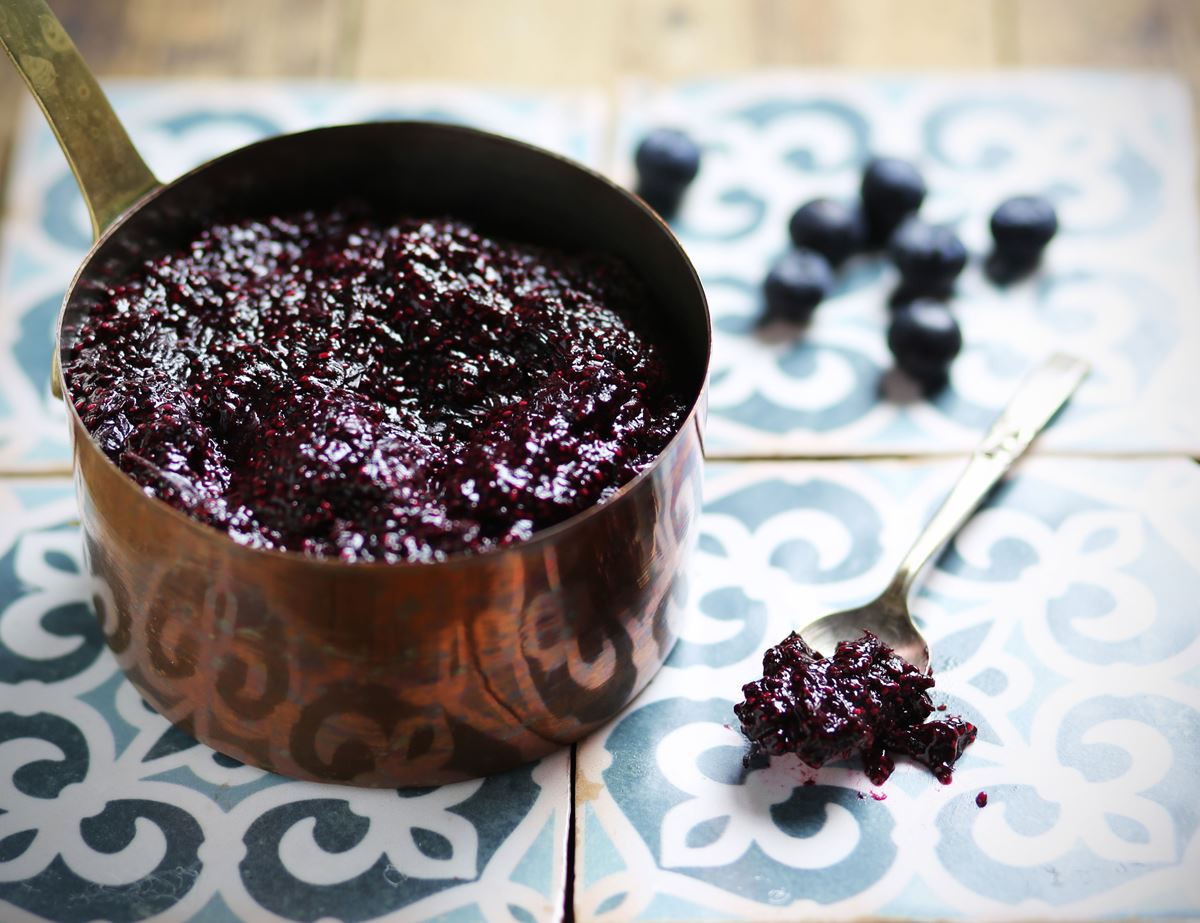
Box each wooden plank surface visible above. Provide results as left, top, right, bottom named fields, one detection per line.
left=0, top=0, right=1196, bottom=210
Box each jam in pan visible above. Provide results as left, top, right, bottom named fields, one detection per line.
left=736, top=631, right=977, bottom=784
left=66, top=211, right=689, bottom=563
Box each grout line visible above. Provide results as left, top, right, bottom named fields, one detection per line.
left=335, top=0, right=366, bottom=81
left=702, top=451, right=1200, bottom=463
left=564, top=743, right=577, bottom=923
left=992, top=0, right=1020, bottom=67
left=0, top=467, right=73, bottom=479
left=0, top=452, right=1195, bottom=481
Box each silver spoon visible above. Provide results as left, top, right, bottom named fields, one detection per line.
left=799, top=352, right=1089, bottom=670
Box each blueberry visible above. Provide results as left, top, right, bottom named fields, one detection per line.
left=888, top=218, right=967, bottom=294
left=990, top=195, right=1058, bottom=258
left=763, top=249, right=834, bottom=324
left=887, top=300, right=962, bottom=390
left=984, top=250, right=1040, bottom=285
left=887, top=283, right=927, bottom=312
left=634, top=128, right=701, bottom=218
left=861, top=157, right=927, bottom=245
left=788, top=199, right=867, bottom=266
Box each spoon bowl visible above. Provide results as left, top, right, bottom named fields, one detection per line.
left=800, top=593, right=928, bottom=672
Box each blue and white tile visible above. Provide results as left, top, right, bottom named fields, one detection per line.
left=575, top=457, right=1200, bottom=921
left=0, top=81, right=607, bottom=471
left=0, top=479, right=570, bottom=923
left=615, top=73, right=1200, bottom=456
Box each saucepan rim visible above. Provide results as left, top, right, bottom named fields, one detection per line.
left=56, top=120, right=712, bottom=571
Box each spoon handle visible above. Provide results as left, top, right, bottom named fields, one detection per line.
left=0, top=0, right=159, bottom=239
left=886, top=353, right=1090, bottom=600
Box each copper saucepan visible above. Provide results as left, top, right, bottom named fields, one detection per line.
left=0, top=0, right=709, bottom=785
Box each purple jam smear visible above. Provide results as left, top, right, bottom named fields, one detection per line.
left=66, top=211, right=688, bottom=563
left=735, top=631, right=977, bottom=785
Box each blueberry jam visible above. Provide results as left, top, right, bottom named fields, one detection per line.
left=66, top=211, right=689, bottom=563
left=735, top=631, right=977, bottom=785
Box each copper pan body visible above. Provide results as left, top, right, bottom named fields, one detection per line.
left=56, top=122, right=710, bottom=785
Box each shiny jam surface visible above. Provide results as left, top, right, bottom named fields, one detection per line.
left=66, top=211, right=688, bottom=563
left=735, top=631, right=977, bottom=785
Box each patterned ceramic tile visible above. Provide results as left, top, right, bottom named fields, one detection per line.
left=575, top=457, right=1200, bottom=920
left=614, top=73, right=1200, bottom=456
left=0, top=479, right=570, bottom=923
left=0, top=81, right=607, bottom=471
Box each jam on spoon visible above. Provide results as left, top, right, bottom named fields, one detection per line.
left=738, top=357, right=1089, bottom=787
left=735, top=630, right=976, bottom=785
left=66, top=210, right=688, bottom=563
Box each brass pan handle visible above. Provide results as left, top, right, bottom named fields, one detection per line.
left=0, top=0, right=159, bottom=238
left=0, top=0, right=161, bottom=399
